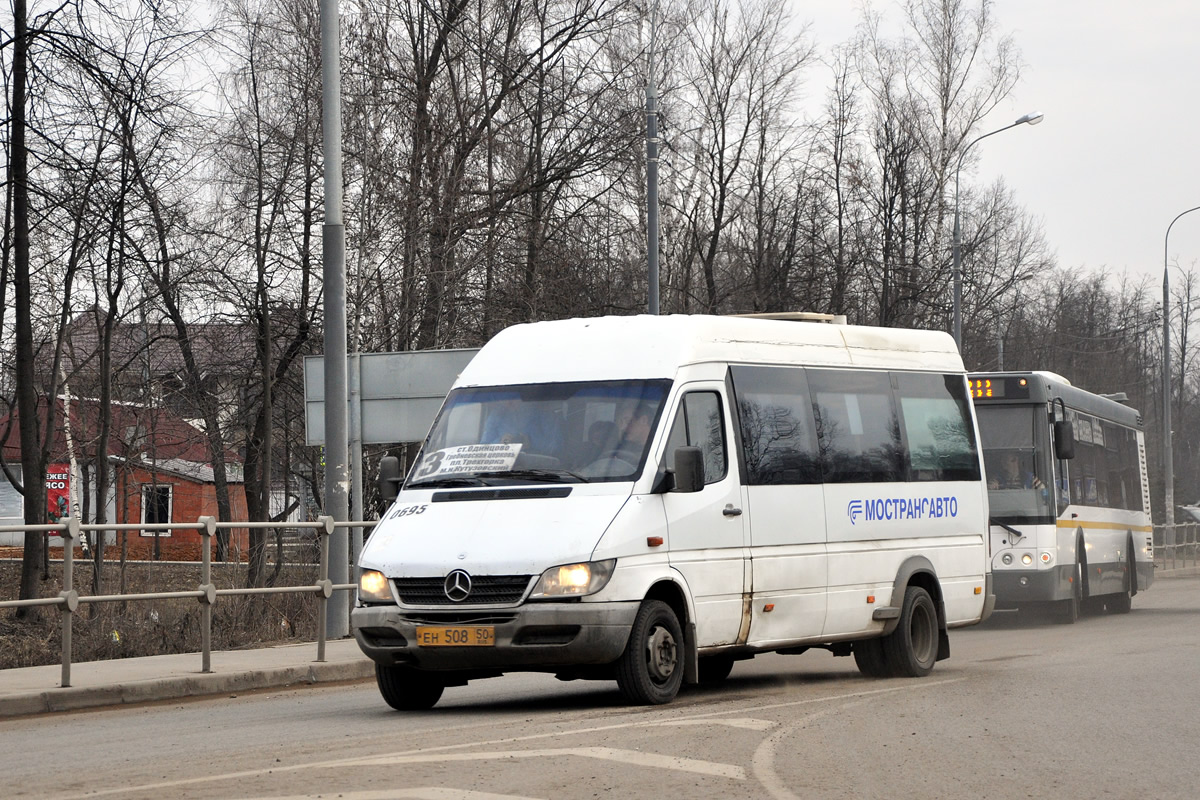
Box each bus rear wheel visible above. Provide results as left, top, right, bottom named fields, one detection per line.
left=881, top=586, right=937, bottom=678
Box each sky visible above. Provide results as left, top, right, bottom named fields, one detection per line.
left=798, top=0, right=1200, bottom=290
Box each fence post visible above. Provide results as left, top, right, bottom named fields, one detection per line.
left=316, top=515, right=334, bottom=662
left=59, top=518, right=81, bottom=688
left=198, top=516, right=217, bottom=673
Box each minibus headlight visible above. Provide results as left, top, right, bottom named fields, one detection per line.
left=1021, top=553, right=1034, bottom=566
left=530, top=559, right=616, bottom=598
left=358, top=569, right=395, bottom=604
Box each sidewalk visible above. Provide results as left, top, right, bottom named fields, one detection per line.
left=0, top=636, right=374, bottom=718
left=3, top=567, right=1197, bottom=719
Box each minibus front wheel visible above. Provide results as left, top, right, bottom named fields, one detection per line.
left=376, top=664, right=445, bottom=711
left=616, top=600, right=685, bottom=704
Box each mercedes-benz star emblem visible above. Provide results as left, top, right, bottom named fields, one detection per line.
left=444, top=569, right=472, bottom=602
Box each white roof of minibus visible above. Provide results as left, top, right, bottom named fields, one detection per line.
left=456, top=315, right=963, bottom=387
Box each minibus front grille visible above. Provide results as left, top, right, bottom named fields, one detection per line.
left=432, top=487, right=572, bottom=502
left=401, top=612, right=519, bottom=625
left=393, top=575, right=533, bottom=605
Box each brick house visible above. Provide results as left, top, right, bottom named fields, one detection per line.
left=0, top=396, right=249, bottom=559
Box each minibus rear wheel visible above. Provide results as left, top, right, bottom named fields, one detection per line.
left=616, top=600, right=685, bottom=704
left=376, top=664, right=444, bottom=710
left=697, top=655, right=735, bottom=683
left=853, top=637, right=890, bottom=678
left=880, top=586, right=937, bottom=677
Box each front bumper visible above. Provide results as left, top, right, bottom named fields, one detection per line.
left=992, top=565, right=1074, bottom=605
left=352, top=600, right=640, bottom=673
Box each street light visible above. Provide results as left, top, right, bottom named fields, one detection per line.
left=952, top=111, right=1044, bottom=350
left=1163, top=205, right=1200, bottom=539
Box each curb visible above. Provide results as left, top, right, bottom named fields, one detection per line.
left=0, top=659, right=375, bottom=718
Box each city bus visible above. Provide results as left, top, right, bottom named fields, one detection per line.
left=969, top=371, right=1153, bottom=622
left=351, top=313, right=994, bottom=710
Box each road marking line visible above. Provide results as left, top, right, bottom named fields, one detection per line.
left=238, top=790, right=541, bottom=800
left=663, top=717, right=775, bottom=730
left=345, top=747, right=745, bottom=780
left=751, top=698, right=873, bottom=800
left=56, top=679, right=961, bottom=800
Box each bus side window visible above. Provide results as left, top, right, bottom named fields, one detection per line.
left=666, top=392, right=727, bottom=484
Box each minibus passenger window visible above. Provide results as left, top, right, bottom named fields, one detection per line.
left=808, top=369, right=903, bottom=483
left=729, top=365, right=819, bottom=485
left=892, top=372, right=981, bottom=482
left=666, top=392, right=727, bottom=483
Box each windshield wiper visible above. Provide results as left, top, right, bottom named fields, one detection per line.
left=406, top=476, right=493, bottom=489
left=473, top=468, right=589, bottom=484
left=990, top=518, right=1025, bottom=543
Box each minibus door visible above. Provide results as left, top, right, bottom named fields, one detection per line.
left=662, top=387, right=749, bottom=648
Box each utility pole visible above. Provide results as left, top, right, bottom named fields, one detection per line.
left=320, top=0, right=350, bottom=637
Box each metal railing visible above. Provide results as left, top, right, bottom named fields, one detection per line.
left=0, top=516, right=371, bottom=688
left=1153, top=523, right=1200, bottom=571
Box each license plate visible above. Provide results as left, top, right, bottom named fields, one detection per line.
left=415, top=626, right=495, bottom=647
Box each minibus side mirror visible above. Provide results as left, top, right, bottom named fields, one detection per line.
left=672, top=447, right=705, bottom=493
left=378, top=455, right=402, bottom=503
left=1053, top=420, right=1075, bottom=460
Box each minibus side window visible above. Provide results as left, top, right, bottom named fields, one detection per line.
left=892, top=372, right=981, bottom=482
left=729, top=365, right=820, bottom=485
left=808, top=369, right=903, bottom=483
left=665, top=392, right=727, bottom=484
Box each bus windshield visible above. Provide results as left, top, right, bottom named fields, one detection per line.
left=976, top=405, right=1055, bottom=521
left=407, top=379, right=672, bottom=486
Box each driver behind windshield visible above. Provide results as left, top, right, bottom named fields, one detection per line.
left=616, top=403, right=653, bottom=453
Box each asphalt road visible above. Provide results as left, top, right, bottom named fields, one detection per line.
left=6, top=577, right=1198, bottom=800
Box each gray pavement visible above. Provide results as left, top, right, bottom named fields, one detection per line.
left=0, top=636, right=374, bottom=718
left=3, top=564, right=1198, bottom=720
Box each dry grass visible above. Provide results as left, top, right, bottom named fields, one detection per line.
left=0, top=559, right=325, bottom=670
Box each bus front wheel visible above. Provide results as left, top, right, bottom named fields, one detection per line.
left=1057, top=551, right=1083, bottom=624
left=1108, top=544, right=1135, bottom=614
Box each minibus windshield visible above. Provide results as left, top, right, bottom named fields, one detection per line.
left=407, top=379, right=673, bottom=486
left=976, top=404, right=1055, bottom=521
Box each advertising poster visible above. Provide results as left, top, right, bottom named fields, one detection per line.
left=46, top=464, right=71, bottom=523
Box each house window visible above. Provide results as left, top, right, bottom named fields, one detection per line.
left=141, top=484, right=173, bottom=536
left=0, top=465, right=24, bottom=520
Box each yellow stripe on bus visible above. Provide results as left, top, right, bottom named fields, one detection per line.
left=1055, top=520, right=1152, bottom=533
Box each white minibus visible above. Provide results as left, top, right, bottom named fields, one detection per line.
left=353, top=314, right=994, bottom=709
